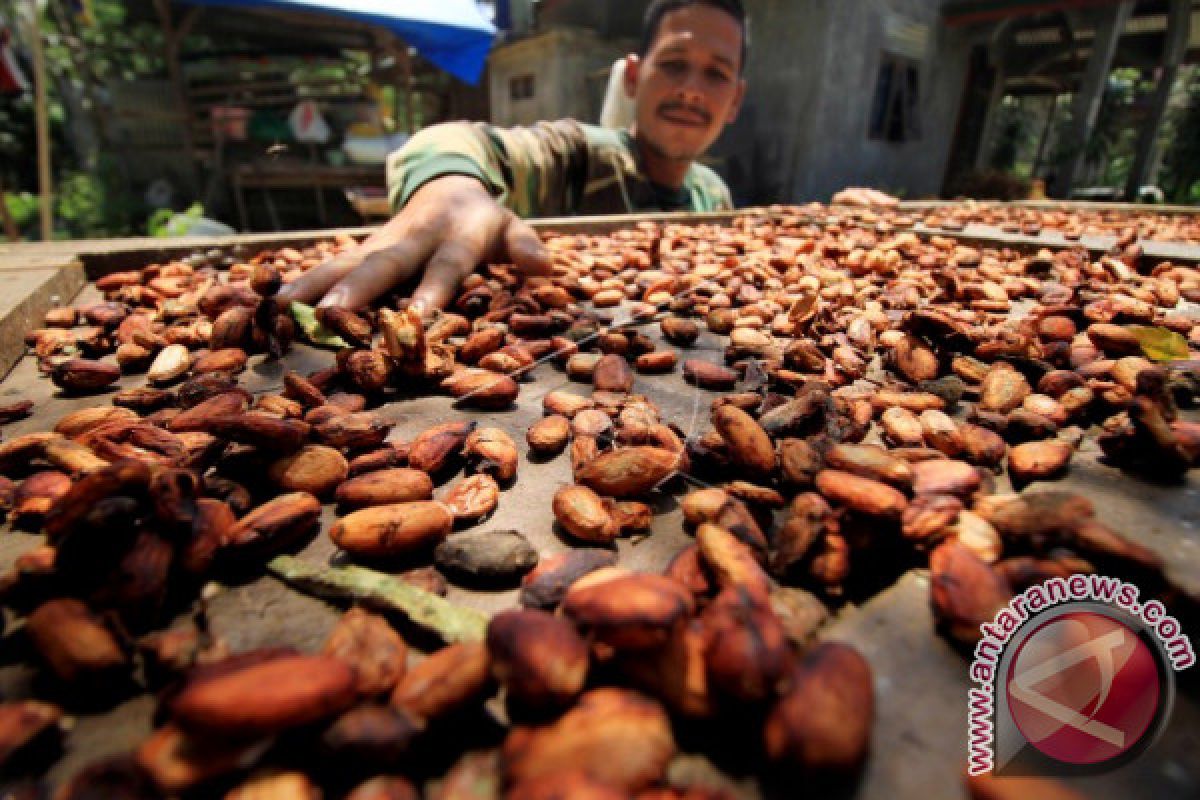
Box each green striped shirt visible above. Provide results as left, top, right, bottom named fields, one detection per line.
left=387, top=120, right=733, bottom=217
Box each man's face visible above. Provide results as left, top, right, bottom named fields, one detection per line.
left=625, top=4, right=746, bottom=166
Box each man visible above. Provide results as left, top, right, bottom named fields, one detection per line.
left=281, top=0, right=748, bottom=312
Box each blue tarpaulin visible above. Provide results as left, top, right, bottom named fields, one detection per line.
left=178, top=0, right=496, bottom=84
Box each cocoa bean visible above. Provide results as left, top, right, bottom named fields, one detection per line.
left=441, top=369, right=520, bottom=410
left=764, top=642, right=874, bottom=775
left=696, top=523, right=772, bottom=601
left=712, top=405, right=775, bottom=478
left=527, top=415, right=571, bottom=456
left=25, top=598, right=128, bottom=684
left=519, top=549, right=617, bottom=610
left=408, top=421, right=475, bottom=475
left=825, top=443, right=913, bottom=488
left=267, top=445, right=348, bottom=497
left=136, top=724, right=268, bottom=794
left=815, top=469, right=907, bottom=518
left=331, top=501, right=453, bottom=558
left=553, top=485, right=619, bottom=543
left=576, top=446, right=679, bottom=497
left=51, top=359, right=121, bottom=394
left=910, top=459, right=981, bottom=497
left=321, top=705, right=425, bottom=765
left=225, top=492, right=321, bottom=556
left=929, top=540, right=1012, bottom=645
left=441, top=474, right=500, bottom=522
left=171, top=650, right=356, bottom=736
left=435, top=529, right=538, bottom=583
left=502, top=688, right=674, bottom=792
left=683, top=360, right=739, bottom=390
left=323, top=608, right=408, bottom=697
left=315, top=411, right=391, bottom=451
left=391, top=642, right=493, bottom=719
left=487, top=609, right=589, bottom=710
left=336, top=468, right=434, bottom=509
left=563, top=572, right=694, bottom=650
left=464, top=427, right=519, bottom=483
left=703, top=588, right=793, bottom=703
left=0, top=700, right=63, bottom=769
left=1008, top=439, right=1073, bottom=483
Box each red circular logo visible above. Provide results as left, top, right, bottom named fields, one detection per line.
left=1006, top=611, right=1161, bottom=765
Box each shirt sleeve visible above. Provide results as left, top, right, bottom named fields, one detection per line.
left=386, top=120, right=591, bottom=218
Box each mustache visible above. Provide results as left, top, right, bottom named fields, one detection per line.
left=656, top=102, right=711, bottom=123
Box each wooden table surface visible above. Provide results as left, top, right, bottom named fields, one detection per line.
left=0, top=213, right=1198, bottom=798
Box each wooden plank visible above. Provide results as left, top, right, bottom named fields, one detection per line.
left=0, top=258, right=86, bottom=379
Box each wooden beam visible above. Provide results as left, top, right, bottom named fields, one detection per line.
left=26, top=0, right=52, bottom=241
left=1050, top=1, right=1133, bottom=198
left=0, top=175, right=18, bottom=242
left=1123, top=0, right=1191, bottom=199
left=153, top=0, right=202, bottom=188
left=944, top=0, right=1129, bottom=27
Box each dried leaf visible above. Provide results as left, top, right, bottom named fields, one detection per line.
left=290, top=302, right=350, bottom=350
left=268, top=556, right=487, bottom=643
left=1128, top=326, right=1189, bottom=363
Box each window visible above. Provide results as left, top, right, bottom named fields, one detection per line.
left=868, top=54, right=920, bottom=142
left=510, top=74, right=535, bottom=101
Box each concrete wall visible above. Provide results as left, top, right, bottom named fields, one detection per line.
left=488, top=29, right=627, bottom=127
left=726, top=0, right=971, bottom=203
left=491, top=0, right=974, bottom=204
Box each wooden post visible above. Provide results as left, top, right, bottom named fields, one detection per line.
left=1031, top=94, right=1059, bottom=178
left=1050, top=1, right=1134, bottom=198
left=1123, top=0, right=1189, bottom=200
left=153, top=0, right=201, bottom=188
left=401, top=43, right=416, bottom=134
left=973, top=64, right=1007, bottom=171
left=0, top=175, right=18, bottom=241
left=27, top=0, right=52, bottom=240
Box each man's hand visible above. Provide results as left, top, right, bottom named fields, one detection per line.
left=278, top=175, right=552, bottom=312
left=831, top=187, right=899, bottom=208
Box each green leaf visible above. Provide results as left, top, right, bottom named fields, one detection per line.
left=289, top=302, right=349, bottom=350
left=268, top=556, right=488, bottom=644
left=1128, top=326, right=1190, bottom=363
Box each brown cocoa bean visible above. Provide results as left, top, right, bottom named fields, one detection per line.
left=563, top=572, right=694, bottom=650
left=323, top=608, right=408, bottom=697
left=553, top=484, right=619, bottom=543
left=527, top=415, right=571, bottom=456
left=815, top=469, right=907, bottom=518
left=1008, top=439, right=1073, bottom=483
left=391, top=642, right=493, bottom=720
left=25, top=598, right=128, bottom=684
left=225, top=492, right=321, bottom=556
left=336, top=468, right=434, bottom=509
left=52, top=359, right=121, bottom=393
left=408, top=421, right=475, bottom=475
left=519, top=549, right=618, bottom=610
left=487, top=609, right=589, bottom=710
left=441, top=474, right=500, bottom=522
left=929, top=540, right=1012, bottom=645
left=464, top=427, right=519, bottom=483
left=171, top=651, right=356, bottom=736
left=502, top=688, right=674, bottom=792
left=764, top=642, right=873, bottom=775
left=267, top=445, right=348, bottom=497
left=330, top=501, right=453, bottom=558
left=576, top=446, right=679, bottom=497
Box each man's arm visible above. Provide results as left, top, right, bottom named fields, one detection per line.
left=389, top=120, right=590, bottom=218
left=280, top=120, right=591, bottom=311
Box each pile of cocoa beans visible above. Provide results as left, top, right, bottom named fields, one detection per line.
left=914, top=204, right=1200, bottom=246
left=0, top=205, right=1197, bottom=799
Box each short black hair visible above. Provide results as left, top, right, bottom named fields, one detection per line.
left=638, top=0, right=748, bottom=73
